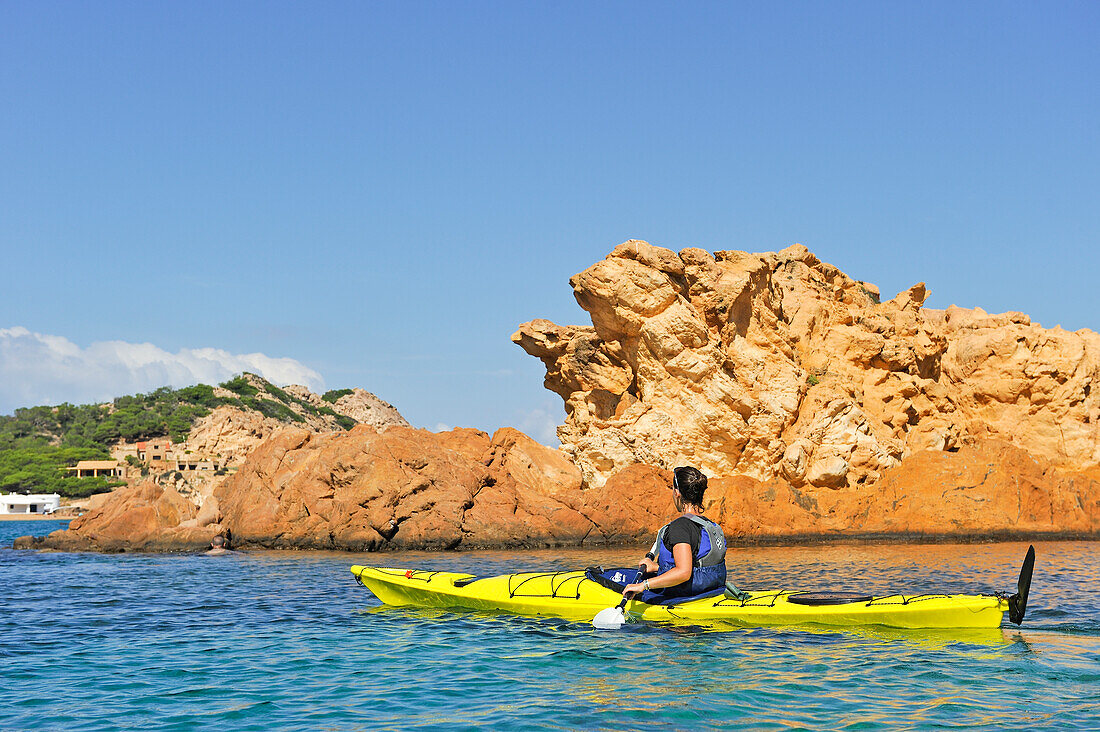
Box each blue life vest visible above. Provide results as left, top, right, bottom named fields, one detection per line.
left=652, top=514, right=727, bottom=598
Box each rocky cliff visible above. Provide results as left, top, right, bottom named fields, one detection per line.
left=513, top=240, right=1100, bottom=492
left=123, top=379, right=410, bottom=511
left=17, top=241, right=1100, bottom=553
left=20, top=426, right=1098, bottom=553
left=20, top=426, right=674, bottom=552
left=184, top=384, right=408, bottom=469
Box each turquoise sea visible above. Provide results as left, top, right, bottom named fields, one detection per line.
left=3, top=521, right=1099, bottom=731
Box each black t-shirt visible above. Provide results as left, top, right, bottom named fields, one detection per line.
left=662, top=516, right=702, bottom=558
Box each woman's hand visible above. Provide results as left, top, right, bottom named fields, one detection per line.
left=622, top=582, right=645, bottom=597
left=639, top=556, right=658, bottom=574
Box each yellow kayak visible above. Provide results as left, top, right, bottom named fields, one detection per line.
left=351, top=547, right=1034, bottom=630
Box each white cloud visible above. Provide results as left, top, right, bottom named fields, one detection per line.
left=0, top=326, right=324, bottom=414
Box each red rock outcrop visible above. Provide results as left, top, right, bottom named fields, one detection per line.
left=184, top=406, right=287, bottom=467
left=19, top=425, right=678, bottom=552
left=16, top=241, right=1100, bottom=553
left=17, top=432, right=1099, bottom=552
left=704, top=439, right=1100, bottom=541
left=513, top=240, right=1100, bottom=491
left=24, top=482, right=217, bottom=552
left=88, top=378, right=414, bottom=531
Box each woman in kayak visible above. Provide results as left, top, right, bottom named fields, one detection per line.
left=622, top=466, right=727, bottom=599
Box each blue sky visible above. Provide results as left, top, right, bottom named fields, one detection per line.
left=2, top=2, right=1097, bottom=442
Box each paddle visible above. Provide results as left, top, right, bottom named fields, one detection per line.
left=1007, top=544, right=1036, bottom=625
left=592, top=564, right=646, bottom=629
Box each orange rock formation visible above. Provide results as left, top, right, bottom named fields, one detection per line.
left=20, top=429, right=1097, bottom=552
left=17, top=241, right=1100, bottom=552
left=19, top=426, right=675, bottom=551
left=513, top=240, right=1100, bottom=492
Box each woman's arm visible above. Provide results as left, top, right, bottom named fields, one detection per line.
left=623, top=543, right=693, bottom=595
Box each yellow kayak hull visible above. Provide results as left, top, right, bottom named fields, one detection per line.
left=351, top=566, right=1008, bottom=629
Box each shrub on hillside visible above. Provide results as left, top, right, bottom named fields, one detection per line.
left=322, top=388, right=353, bottom=403
left=220, top=376, right=259, bottom=398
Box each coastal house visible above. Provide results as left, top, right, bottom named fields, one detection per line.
left=173, top=456, right=222, bottom=472
left=111, top=438, right=223, bottom=474
left=67, top=460, right=126, bottom=479
left=0, top=493, right=61, bottom=515
left=136, top=439, right=171, bottom=463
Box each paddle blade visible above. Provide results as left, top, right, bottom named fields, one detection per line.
left=592, top=606, right=627, bottom=629
left=1008, top=545, right=1035, bottom=626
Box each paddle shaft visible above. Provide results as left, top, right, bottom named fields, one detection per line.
left=616, top=563, right=648, bottom=610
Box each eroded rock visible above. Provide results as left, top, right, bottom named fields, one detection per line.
left=513, top=240, right=1100, bottom=490
left=15, top=482, right=217, bottom=552
left=16, top=241, right=1100, bottom=552
left=25, top=426, right=646, bottom=552
left=17, top=434, right=1100, bottom=551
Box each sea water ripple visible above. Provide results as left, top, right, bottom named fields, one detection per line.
left=2, top=521, right=1099, bottom=731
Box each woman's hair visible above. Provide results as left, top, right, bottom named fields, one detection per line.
left=673, top=466, right=708, bottom=506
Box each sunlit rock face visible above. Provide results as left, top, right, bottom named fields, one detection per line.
left=704, top=440, right=1100, bottom=541
left=21, top=424, right=677, bottom=552
left=18, top=431, right=1100, bottom=551
left=514, top=240, right=1100, bottom=490
left=16, top=240, right=1100, bottom=553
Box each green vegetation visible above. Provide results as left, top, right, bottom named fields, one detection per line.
left=124, top=454, right=149, bottom=477
left=238, top=396, right=305, bottom=423
left=220, top=376, right=259, bottom=398
left=0, top=386, right=216, bottom=452
left=0, top=373, right=359, bottom=497
left=232, top=379, right=358, bottom=429
left=806, top=375, right=820, bottom=386
left=265, top=383, right=326, bottom=415
left=322, top=388, right=353, bottom=403
left=263, top=382, right=293, bottom=404
left=0, top=445, right=124, bottom=496
left=0, top=383, right=230, bottom=497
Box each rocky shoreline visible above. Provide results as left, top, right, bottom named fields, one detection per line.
left=15, top=241, right=1100, bottom=553
left=15, top=426, right=667, bottom=552
left=15, top=429, right=1099, bottom=553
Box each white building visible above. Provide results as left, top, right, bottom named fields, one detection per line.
left=0, top=493, right=62, bottom=515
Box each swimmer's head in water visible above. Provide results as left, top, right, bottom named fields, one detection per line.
left=211, top=535, right=226, bottom=548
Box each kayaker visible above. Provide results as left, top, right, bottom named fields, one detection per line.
left=622, top=466, right=727, bottom=599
